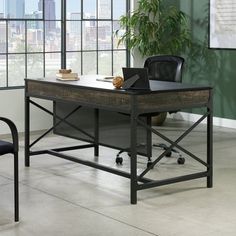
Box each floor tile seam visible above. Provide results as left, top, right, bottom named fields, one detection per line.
left=1, top=166, right=79, bottom=184
left=167, top=214, right=233, bottom=233
left=22, top=166, right=81, bottom=179
left=0, top=173, right=13, bottom=182
left=21, top=182, right=159, bottom=236
left=0, top=182, right=12, bottom=188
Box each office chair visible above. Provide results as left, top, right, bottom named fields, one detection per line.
left=144, top=55, right=185, bottom=165
left=115, top=55, right=185, bottom=166
left=0, top=117, right=19, bottom=222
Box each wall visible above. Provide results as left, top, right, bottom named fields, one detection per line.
left=134, top=0, right=236, bottom=121
left=0, top=89, right=52, bottom=134
left=180, top=0, right=236, bottom=120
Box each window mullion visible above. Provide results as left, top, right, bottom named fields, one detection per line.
left=111, top=0, right=114, bottom=75
left=81, top=0, right=84, bottom=74
left=6, top=20, right=9, bottom=87
left=96, top=0, right=98, bottom=74
left=25, top=20, right=27, bottom=79
left=61, top=0, right=66, bottom=69
left=43, top=0, right=46, bottom=77
left=0, top=0, right=129, bottom=89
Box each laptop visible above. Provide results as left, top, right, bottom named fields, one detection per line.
left=122, top=67, right=150, bottom=90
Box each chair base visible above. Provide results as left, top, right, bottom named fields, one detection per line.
left=153, top=143, right=185, bottom=164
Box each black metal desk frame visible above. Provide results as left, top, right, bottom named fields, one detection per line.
left=25, top=77, right=213, bottom=204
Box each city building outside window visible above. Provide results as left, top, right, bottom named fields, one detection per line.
left=0, top=0, right=129, bottom=89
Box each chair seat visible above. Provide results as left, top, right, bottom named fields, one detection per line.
left=0, top=140, right=14, bottom=155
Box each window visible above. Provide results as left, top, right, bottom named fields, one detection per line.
left=0, top=0, right=129, bottom=89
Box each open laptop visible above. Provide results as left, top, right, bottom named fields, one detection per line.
left=122, top=67, right=150, bottom=90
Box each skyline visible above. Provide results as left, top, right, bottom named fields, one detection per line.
left=0, top=0, right=127, bottom=89
left=0, top=0, right=125, bottom=19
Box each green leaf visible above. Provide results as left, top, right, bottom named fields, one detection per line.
left=115, top=0, right=192, bottom=57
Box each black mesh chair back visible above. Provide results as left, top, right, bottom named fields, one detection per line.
left=0, top=117, right=19, bottom=222
left=144, top=55, right=184, bottom=82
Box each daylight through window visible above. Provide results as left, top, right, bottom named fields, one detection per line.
left=0, top=0, right=129, bottom=88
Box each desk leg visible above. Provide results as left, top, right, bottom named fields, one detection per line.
left=146, top=115, right=152, bottom=162
left=25, top=96, right=30, bottom=167
left=207, top=92, right=213, bottom=187
left=94, top=108, right=99, bottom=156
left=130, top=113, right=137, bottom=204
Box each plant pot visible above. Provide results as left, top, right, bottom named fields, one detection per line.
left=151, top=112, right=167, bottom=126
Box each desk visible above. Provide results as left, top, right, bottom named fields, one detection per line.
left=25, top=75, right=213, bottom=204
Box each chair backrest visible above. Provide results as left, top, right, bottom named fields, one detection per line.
left=144, top=55, right=185, bottom=83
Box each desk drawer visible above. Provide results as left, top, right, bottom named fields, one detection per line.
left=136, top=90, right=210, bottom=113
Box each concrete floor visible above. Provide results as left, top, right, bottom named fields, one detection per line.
left=0, top=119, right=236, bottom=236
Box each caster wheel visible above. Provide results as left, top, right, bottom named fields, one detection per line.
left=116, top=157, right=123, bottom=165
left=177, top=157, right=185, bottom=165
left=165, top=151, right=172, bottom=157
left=147, top=161, right=154, bottom=169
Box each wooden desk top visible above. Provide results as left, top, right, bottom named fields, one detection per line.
left=25, top=75, right=212, bottom=94
left=25, top=76, right=212, bottom=114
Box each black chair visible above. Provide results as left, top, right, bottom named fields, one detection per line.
left=0, top=117, right=19, bottom=222
left=144, top=55, right=184, bottom=82
left=115, top=55, right=185, bottom=166
left=144, top=55, right=185, bottom=165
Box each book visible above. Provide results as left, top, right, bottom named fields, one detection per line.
left=104, top=76, right=114, bottom=79
left=96, top=78, right=113, bottom=82
left=56, top=72, right=78, bottom=79
left=96, top=76, right=114, bottom=82
left=56, top=77, right=79, bottom=81
left=58, top=69, right=72, bottom=74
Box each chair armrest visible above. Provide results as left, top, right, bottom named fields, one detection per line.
left=0, top=117, right=19, bottom=153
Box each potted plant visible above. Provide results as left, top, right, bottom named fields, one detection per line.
left=116, top=0, right=191, bottom=125
left=117, top=0, right=191, bottom=57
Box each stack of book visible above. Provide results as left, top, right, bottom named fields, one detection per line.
left=56, top=69, right=79, bottom=81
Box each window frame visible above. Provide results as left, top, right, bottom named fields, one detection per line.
left=0, top=0, right=129, bottom=90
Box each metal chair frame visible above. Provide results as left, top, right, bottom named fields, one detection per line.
left=0, top=117, right=19, bottom=222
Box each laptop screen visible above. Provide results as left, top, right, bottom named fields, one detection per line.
left=122, top=67, right=150, bottom=90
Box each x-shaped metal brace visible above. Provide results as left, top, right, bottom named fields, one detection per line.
left=29, top=99, right=95, bottom=149
left=137, top=111, right=210, bottom=180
